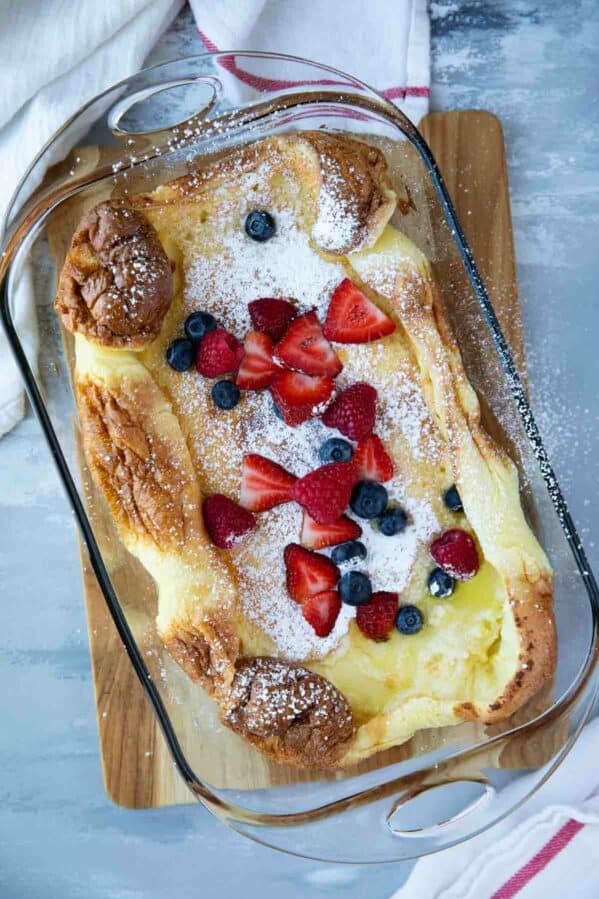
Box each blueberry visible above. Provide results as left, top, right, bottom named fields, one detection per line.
left=185, top=311, right=217, bottom=343
left=339, top=571, right=372, bottom=606
left=378, top=506, right=408, bottom=536
left=245, top=210, right=276, bottom=242
left=428, top=567, right=455, bottom=598
left=166, top=338, right=195, bottom=372
left=272, top=403, right=284, bottom=420
left=444, top=485, right=463, bottom=513
left=331, top=540, right=367, bottom=565
left=350, top=481, right=388, bottom=519
left=396, top=605, right=424, bottom=635
left=211, top=380, right=240, bottom=410
left=319, top=437, right=353, bottom=464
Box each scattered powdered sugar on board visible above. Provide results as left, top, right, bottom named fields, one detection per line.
left=184, top=208, right=345, bottom=334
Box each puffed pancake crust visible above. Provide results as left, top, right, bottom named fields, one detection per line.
left=55, top=132, right=555, bottom=770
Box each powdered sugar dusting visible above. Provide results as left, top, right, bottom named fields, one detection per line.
left=168, top=177, right=447, bottom=660
left=243, top=393, right=332, bottom=477
left=342, top=478, right=440, bottom=594
left=234, top=503, right=354, bottom=661
left=184, top=208, right=345, bottom=334
left=312, top=158, right=360, bottom=252
left=337, top=343, right=444, bottom=462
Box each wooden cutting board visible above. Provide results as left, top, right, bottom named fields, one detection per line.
left=61, top=110, right=525, bottom=808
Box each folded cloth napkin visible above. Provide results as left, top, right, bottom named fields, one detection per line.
left=0, top=0, right=183, bottom=437
left=189, top=0, right=430, bottom=123
left=0, top=0, right=430, bottom=437
left=392, top=715, right=599, bottom=899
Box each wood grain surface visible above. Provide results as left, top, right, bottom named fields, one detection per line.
left=51, top=110, right=527, bottom=808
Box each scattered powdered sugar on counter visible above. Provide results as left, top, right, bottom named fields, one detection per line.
left=184, top=209, right=345, bottom=334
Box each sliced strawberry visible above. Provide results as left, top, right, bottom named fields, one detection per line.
left=269, top=370, right=335, bottom=426
left=203, top=494, right=256, bottom=549
left=196, top=328, right=244, bottom=378
left=236, top=331, right=278, bottom=390
left=284, top=544, right=340, bottom=603
left=430, top=529, right=480, bottom=580
left=249, top=297, right=297, bottom=341
left=292, top=461, right=358, bottom=525
left=321, top=382, right=377, bottom=441
left=354, top=434, right=394, bottom=482
left=302, top=590, right=342, bottom=637
left=323, top=278, right=395, bottom=344
left=240, top=454, right=297, bottom=512
left=275, top=311, right=342, bottom=377
left=300, top=512, right=362, bottom=550
left=356, top=592, right=399, bottom=640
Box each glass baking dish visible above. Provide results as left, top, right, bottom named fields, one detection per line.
left=1, top=52, right=598, bottom=864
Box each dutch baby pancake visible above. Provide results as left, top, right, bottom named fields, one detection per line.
left=55, top=132, right=555, bottom=769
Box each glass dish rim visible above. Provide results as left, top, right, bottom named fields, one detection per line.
left=1, top=49, right=598, bottom=861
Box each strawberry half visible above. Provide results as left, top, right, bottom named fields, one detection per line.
left=302, top=590, right=342, bottom=637
left=430, top=529, right=480, bottom=580
left=284, top=543, right=340, bottom=603
left=321, top=382, right=377, bottom=441
left=249, top=297, right=297, bottom=341
left=323, top=278, right=395, bottom=344
left=356, top=592, right=399, bottom=640
left=354, top=434, right=394, bottom=482
left=269, top=370, right=335, bottom=426
left=236, top=331, right=278, bottom=390
left=196, top=328, right=244, bottom=378
left=203, top=494, right=256, bottom=549
left=300, top=512, right=362, bottom=550
left=276, top=311, right=342, bottom=377
left=292, top=461, right=358, bottom=525
left=240, top=453, right=297, bottom=512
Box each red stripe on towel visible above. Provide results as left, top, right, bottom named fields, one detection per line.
left=492, top=818, right=585, bottom=899
left=383, top=85, right=430, bottom=99
left=197, top=30, right=429, bottom=99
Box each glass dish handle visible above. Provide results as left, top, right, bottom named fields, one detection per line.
left=107, top=75, right=222, bottom=139
left=385, top=776, right=495, bottom=838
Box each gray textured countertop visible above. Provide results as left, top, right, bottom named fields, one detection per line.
left=2, top=3, right=598, bottom=897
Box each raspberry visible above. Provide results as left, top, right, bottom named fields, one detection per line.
left=430, top=529, right=479, bottom=580
left=292, top=461, right=358, bottom=525
left=196, top=328, right=243, bottom=377
left=321, top=382, right=377, bottom=441
left=356, top=592, right=399, bottom=640
left=248, top=298, right=297, bottom=341
left=202, top=494, right=256, bottom=549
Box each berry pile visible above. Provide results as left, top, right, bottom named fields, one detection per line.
left=166, top=274, right=396, bottom=423
left=166, top=215, right=482, bottom=641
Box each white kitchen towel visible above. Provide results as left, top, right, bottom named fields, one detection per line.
left=190, top=0, right=430, bottom=123
left=0, top=0, right=183, bottom=437
left=392, top=715, right=599, bottom=899
left=0, top=0, right=429, bottom=436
